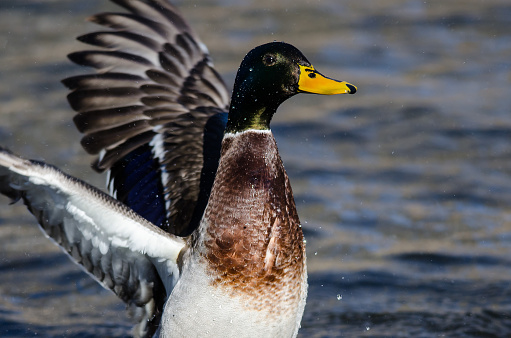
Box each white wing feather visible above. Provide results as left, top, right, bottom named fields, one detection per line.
left=0, top=148, right=186, bottom=336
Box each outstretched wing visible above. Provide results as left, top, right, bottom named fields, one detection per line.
left=0, top=148, right=186, bottom=337
left=62, top=0, right=230, bottom=236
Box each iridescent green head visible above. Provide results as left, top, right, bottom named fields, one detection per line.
left=226, top=42, right=356, bottom=133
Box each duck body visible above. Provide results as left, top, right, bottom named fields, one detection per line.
left=0, top=0, right=356, bottom=336
left=160, top=130, right=306, bottom=337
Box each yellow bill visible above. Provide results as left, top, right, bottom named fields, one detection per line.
left=298, top=65, right=356, bottom=95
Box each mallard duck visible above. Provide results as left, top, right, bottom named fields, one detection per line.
left=0, top=0, right=355, bottom=337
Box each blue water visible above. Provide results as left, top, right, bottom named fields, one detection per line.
left=0, top=0, right=510, bottom=336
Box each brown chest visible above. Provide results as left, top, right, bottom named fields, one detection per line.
left=197, top=131, right=306, bottom=304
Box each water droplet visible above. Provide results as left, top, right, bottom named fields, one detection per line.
left=336, top=294, right=342, bottom=300
left=249, top=68, right=253, bottom=72
left=366, top=327, right=370, bottom=331
left=303, top=239, right=307, bottom=244
left=314, top=252, right=317, bottom=256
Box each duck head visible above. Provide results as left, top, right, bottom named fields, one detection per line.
left=226, top=41, right=356, bottom=133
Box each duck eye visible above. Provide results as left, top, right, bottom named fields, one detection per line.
left=263, top=54, right=276, bottom=66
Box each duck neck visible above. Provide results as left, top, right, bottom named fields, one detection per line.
left=225, top=97, right=278, bottom=133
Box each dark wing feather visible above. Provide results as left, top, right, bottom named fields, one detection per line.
left=0, top=148, right=185, bottom=338
left=63, top=0, right=230, bottom=236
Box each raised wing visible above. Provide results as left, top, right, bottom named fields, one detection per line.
left=62, top=0, right=230, bottom=236
left=0, top=148, right=186, bottom=337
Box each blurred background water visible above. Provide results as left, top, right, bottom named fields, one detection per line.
left=0, top=0, right=510, bottom=336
